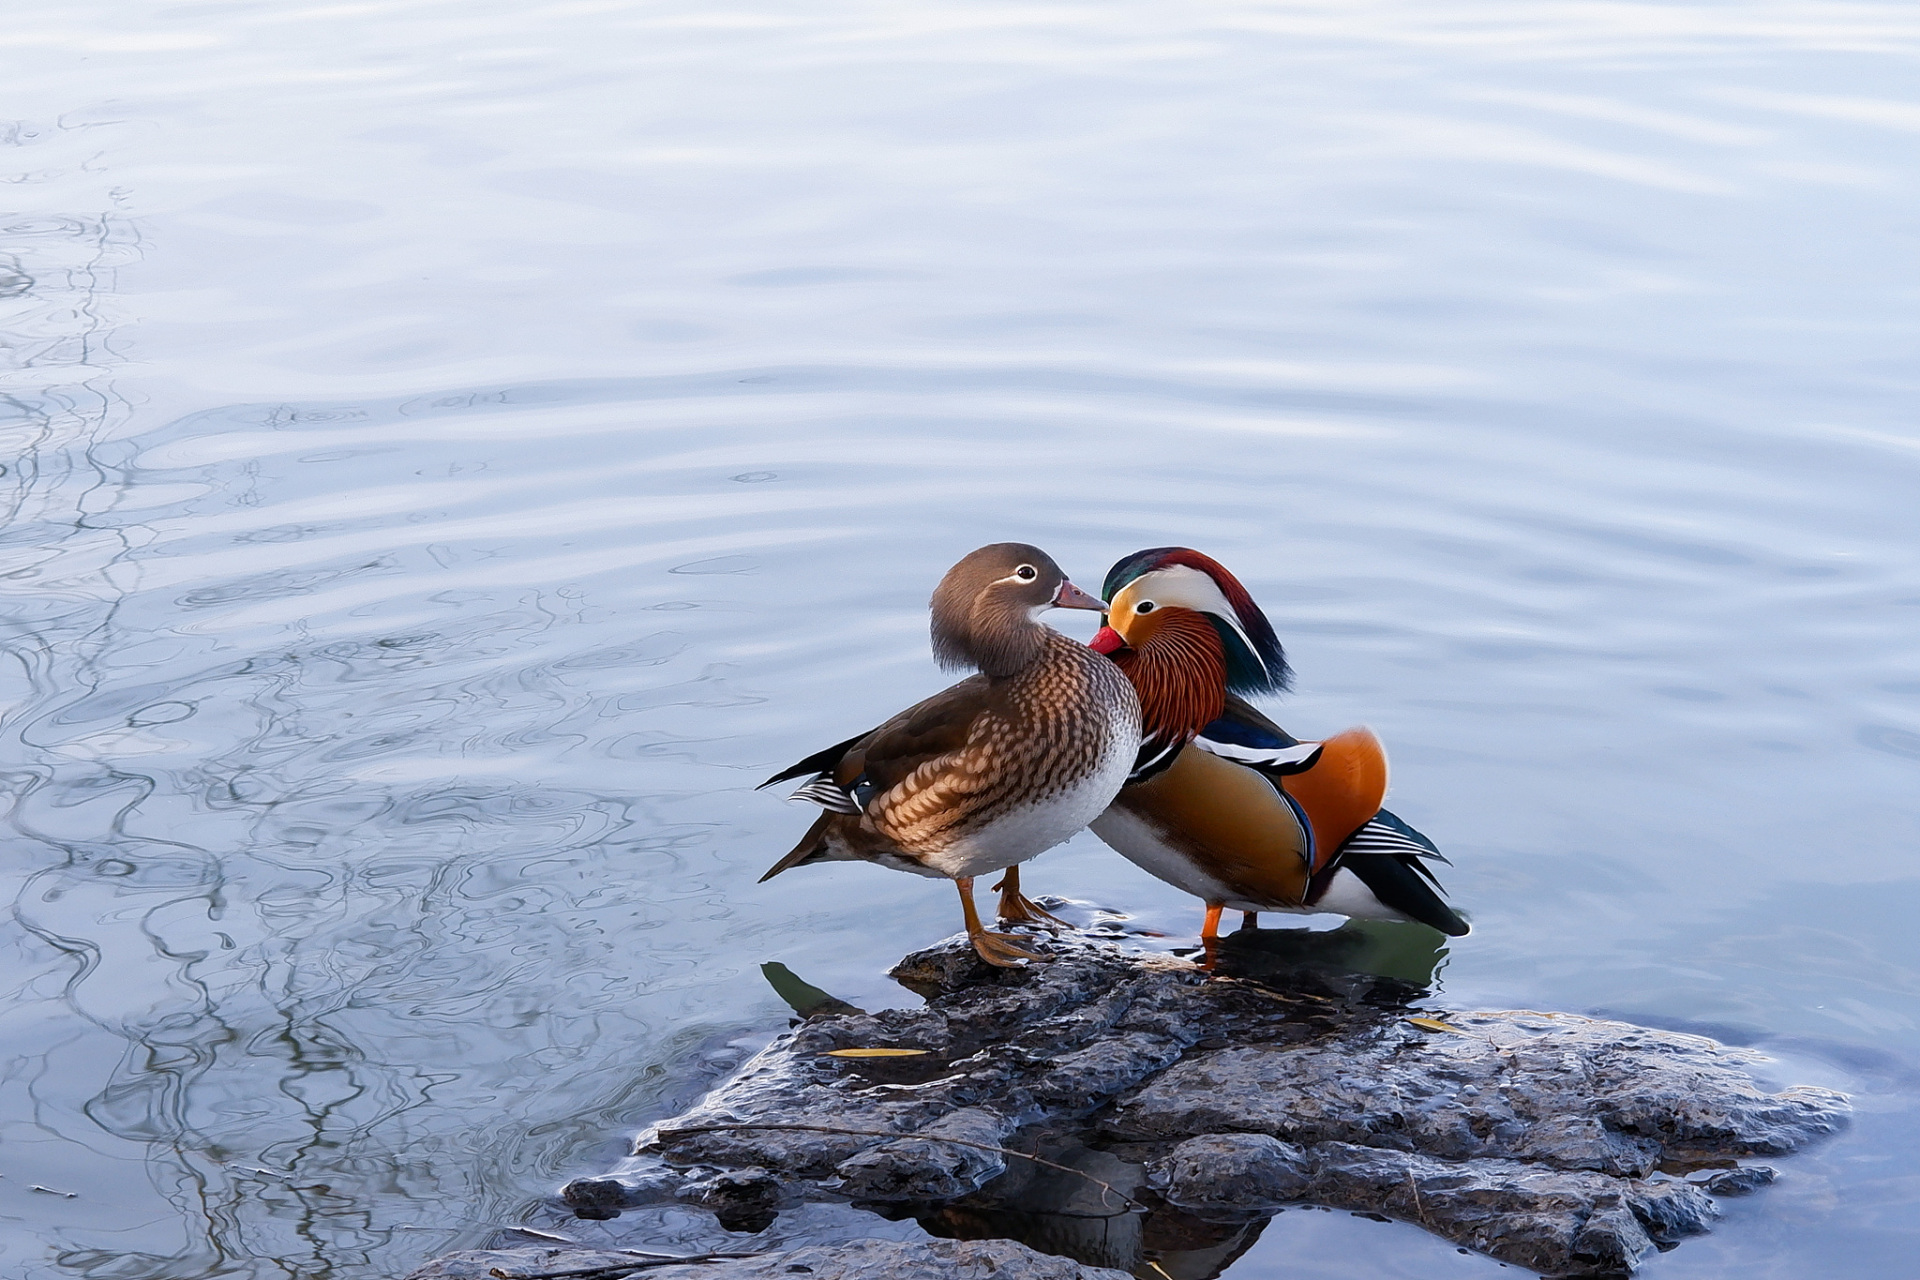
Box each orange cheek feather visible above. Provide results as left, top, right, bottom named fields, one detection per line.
left=1282, top=727, right=1389, bottom=874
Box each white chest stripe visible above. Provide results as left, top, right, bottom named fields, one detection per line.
left=1193, top=738, right=1323, bottom=770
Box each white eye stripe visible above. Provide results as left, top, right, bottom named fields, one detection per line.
left=996, top=564, right=1042, bottom=585
left=1113, top=566, right=1267, bottom=676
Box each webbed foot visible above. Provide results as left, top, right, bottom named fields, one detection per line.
left=991, top=867, right=1068, bottom=928
left=969, top=928, right=1046, bottom=967
left=956, top=874, right=1049, bottom=966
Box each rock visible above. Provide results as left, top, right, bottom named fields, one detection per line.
left=681, top=1167, right=785, bottom=1234
left=836, top=1107, right=1014, bottom=1201
left=1147, top=1134, right=1314, bottom=1209
left=1104, top=1009, right=1846, bottom=1176
left=1702, top=1165, right=1777, bottom=1197
left=560, top=1176, right=631, bottom=1221
left=404, top=1237, right=1131, bottom=1280
left=550, top=932, right=1847, bottom=1278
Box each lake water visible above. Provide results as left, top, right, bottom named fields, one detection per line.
left=3, top=2, right=1918, bottom=1277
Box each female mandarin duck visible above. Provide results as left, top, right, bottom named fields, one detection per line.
left=1084, top=547, right=1466, bottom=960
left=758, top=543, right=1141, bottom=966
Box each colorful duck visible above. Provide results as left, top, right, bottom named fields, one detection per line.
left=1085, top=547, right=1467, bottom=958
left=759, top=543, right=1142, bottom=966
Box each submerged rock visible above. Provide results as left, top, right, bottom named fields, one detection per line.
left=553, top=931, right=1846, bottom=1278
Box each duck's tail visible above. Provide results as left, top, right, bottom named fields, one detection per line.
left=759, top=810, right=846, bottom=882
left=1341, top=851, right=1470, bottom=936
left=1338, top=809, right=1469, bottom=936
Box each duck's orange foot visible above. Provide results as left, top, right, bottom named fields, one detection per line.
left=956, top=874, right=1049, bottom=965
left=970, top=928, right=1046, bottom=967
left=1198, top=903, right=1223, bottom=974
left=1002, top=894, right=1069, bottom=928
left=991, top=868, right=1068, bottom=929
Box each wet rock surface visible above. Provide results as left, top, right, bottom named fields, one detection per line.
left=1105, top=1007, right=1843, bottom=1175
left=548, top=931, right=1845, bottom=1277
left=406, top=1237, right=1130, bottom=1280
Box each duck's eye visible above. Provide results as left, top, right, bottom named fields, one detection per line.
left=1014, top=564, right=1037, bottom=581
left=1135, top=600, right=1156, bottom=614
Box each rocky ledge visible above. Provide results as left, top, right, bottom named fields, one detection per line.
left=427, top=930, right=1849, bottom=1279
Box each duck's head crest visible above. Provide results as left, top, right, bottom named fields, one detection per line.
left=1101, top=547, right=1291, bottom=696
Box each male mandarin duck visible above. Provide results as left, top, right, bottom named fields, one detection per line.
left=758, top=543, right=1142, bottom=966
left=1084, top=547, right=1467, bottom=959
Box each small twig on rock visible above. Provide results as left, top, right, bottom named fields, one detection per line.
left=665, top=1122, right=1146, bottom=1212
left=30, top=1185, right=78, bottom=1199
left=1406, top=1167, right=1427, bottom=1225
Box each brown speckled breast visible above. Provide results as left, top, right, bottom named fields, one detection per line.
left=870, top=630, right=1138, bottom=855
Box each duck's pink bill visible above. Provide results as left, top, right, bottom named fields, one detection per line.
left=1053, top=579, right=1105, bottom=610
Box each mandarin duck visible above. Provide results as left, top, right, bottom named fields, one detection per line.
left=1084, top=547, right=1467, bottom=961
left=758, top=543, right=1142, bottom=966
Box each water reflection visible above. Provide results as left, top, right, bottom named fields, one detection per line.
left=911, top=1137, right=1266, bottom=1280
left=1211, top=921, right=1452, bottom=994
left=910, top=1140, right=1166, bottom=1277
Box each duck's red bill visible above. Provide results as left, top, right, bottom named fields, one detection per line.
left=1089, top=626, right=1127, bottom=655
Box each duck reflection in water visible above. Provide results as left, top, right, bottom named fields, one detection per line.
left=1206, top=916, right=1453, bottom=994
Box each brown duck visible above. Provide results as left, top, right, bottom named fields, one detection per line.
left=759, top=543, right=1142, bottom=965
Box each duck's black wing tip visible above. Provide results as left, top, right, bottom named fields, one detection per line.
left=1342, top=851, right=1471, bottom=936
left=1339, top=812, right=1469, bottom=936
left=758, top=729, right=868, bottom=790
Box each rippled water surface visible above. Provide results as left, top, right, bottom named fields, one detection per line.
left=4, top=2, right=1919, bottom=1277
